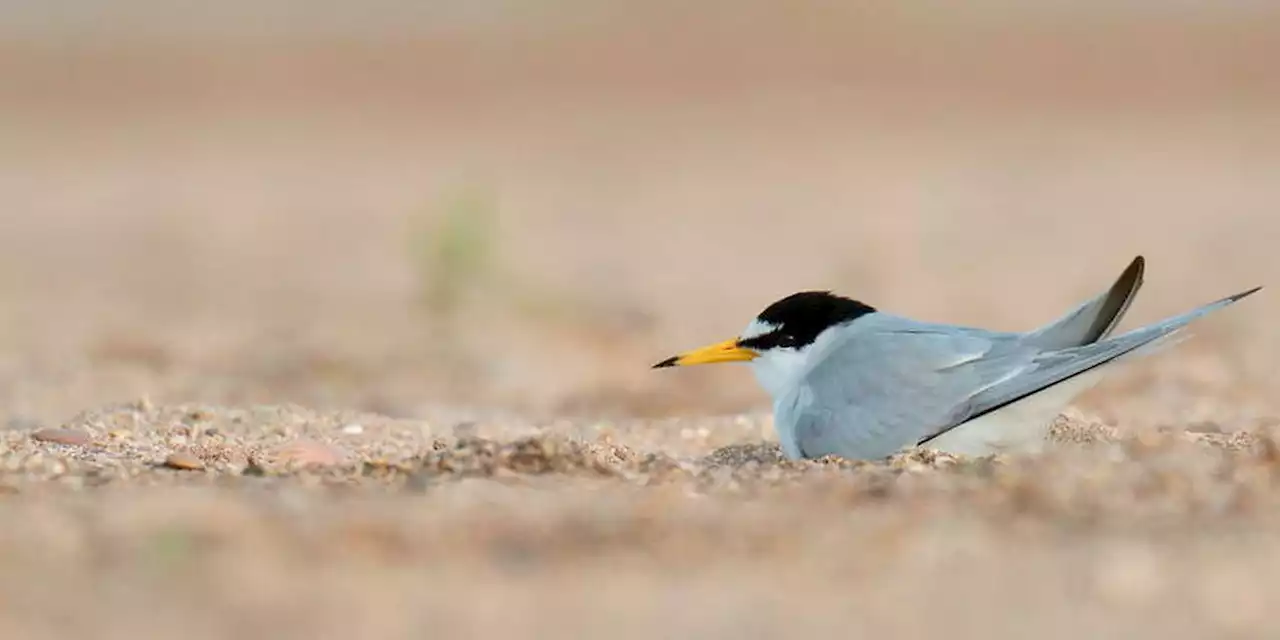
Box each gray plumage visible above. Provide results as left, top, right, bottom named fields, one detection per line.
left=776, top=280, right=1258, bottom=460
left=654, top=255, right=1260, bottom=461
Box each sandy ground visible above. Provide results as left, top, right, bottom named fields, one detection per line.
left=3, top=4, right=1280, bottom=638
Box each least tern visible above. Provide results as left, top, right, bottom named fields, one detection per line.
left=654, top=256, right=1260, bottom=460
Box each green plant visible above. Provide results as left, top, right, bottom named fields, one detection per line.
left=409, top=186, right=499, bottom=320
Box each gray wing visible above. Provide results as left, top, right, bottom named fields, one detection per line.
left=937, top=285, right=1262, bottom=433
left=783, top=313, right=1032, bottom=460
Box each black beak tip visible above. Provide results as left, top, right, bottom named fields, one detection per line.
left=652, top=356, right=679, bottom=369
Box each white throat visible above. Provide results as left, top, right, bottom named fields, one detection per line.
left=739, top=319, right=821, bottom=398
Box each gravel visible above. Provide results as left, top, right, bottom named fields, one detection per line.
left=2, top=402, right=1280, bottom=639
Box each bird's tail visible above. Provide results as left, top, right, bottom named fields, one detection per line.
left=923, top=285, right=1262, bottom=457
left=1106, top=285, right=1262, bottom=358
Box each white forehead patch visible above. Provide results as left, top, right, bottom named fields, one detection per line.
left=740, top=319, right=778, bottom=340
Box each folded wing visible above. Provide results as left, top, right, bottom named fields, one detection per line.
left=923, top=285, right=1262, bottom=452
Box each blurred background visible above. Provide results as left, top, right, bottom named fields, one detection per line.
left=7, top=5, right=1280, bottom=639
left=2, top=0, right=1278, bottom=429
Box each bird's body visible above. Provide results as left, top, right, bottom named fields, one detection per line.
left=654, top=256, right=1260, bottom=461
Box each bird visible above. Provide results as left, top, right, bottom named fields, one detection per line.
left=652, top=256, right=1261, bottom=461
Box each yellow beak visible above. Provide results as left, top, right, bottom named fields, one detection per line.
left=652, top=338, right=758, bottom=368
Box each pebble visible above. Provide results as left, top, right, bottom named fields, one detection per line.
left=341, top=423, right=364, bottom=435
left=163, top=452, right=206, bottom=471
left=31, top=428, right=92, bottom=447
left=275, top=440, right=349, bottom=467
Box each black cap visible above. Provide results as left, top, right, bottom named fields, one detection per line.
left=738, top=291, right=876, bottom=351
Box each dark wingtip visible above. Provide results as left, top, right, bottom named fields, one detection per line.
left=1232, top=286, right=1264, bottom=302
left=652, top=356, right=679, bottom=369
left=1129, top=255, right=1146, bottom=281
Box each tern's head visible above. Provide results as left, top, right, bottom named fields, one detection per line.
left=652, top=291, right=876, bottom=394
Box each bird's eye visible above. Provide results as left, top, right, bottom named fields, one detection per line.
left=775, top=333, right=799, bottom=348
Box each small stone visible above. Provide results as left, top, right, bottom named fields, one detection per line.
left=164, top=452, right=206, bottom=471
left=1186, top=421, right=1223, bottom=434
left=31, top=428, right=92, bottom=447
left=341, top=423, right=364, bottom=435
left=275, top=440, right=349, bottom=467
left=242, top=458, right=267, bottom=476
